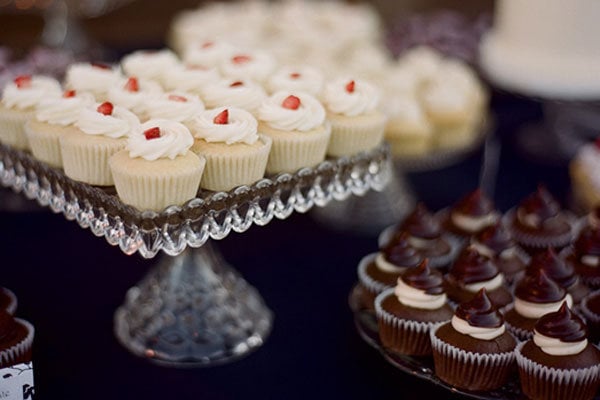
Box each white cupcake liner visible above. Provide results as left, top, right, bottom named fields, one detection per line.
left=326, top=113, right=386, bottom=157
left=24, top=120, right=64, bottom=168
left=264, top=125, right=330, bottom=175
left=430, top=324, right=516, bottom=391
left=0, top=108, right=32, bottom=150
left=0, top=319, right=34, bottom=367
left=357, top=252, right=391, bottom=297
left=503, top=209, right=578, bottom=250
left=375, top=288, right=447, bottom=355
left=515, top=341, right=600, bottom=400
left=1, top=287, right=17, bottom=315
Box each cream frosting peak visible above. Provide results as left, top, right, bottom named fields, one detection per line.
left=75, top=103, right=140, bottom=139
left=144, top=91, right=205, bottom=123
left=35, top=91, right=95, bottom=126
left=191, top=106, right=259, bottom=145
left=258, top=91, right=326, bottom=132
left=322, top=78, right=380, bottom=117
left=2, top=76, right=62, bottom=110
left=127, top=119, right=193, bottom=161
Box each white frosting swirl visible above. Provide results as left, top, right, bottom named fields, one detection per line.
left=191, top=106, right=258, bottom=145
left=451, top=315, right=505, bottom=340
left=127, top=119, right=193, bottom=161
left=107, top=77, right=163, bottom=115
left=202, top=78, right=267, bottom=113
left=470, top=240, right=496, bottom=258
left=220, top=50, right=276, bottom=83
left=121, top=49, right=180, bottom=83
left=65, top=63, right=122, bottom=98
left=2, top=76, right=61, bottom=110
left=322, top=78, right=380, bottom=117
left=75, top=104, right=140, bottom=139
left=258, top=91, right=325, bottom=132
left=533, top=330, right=587, bottom=356
left=381, top=94, right=429, bottom=130
left=144, top=92, right=205, bottom=123
left=581, top=255, right=600, bottom=267
left=375, top=252, right=406, bottom=274
left=35, top=92, right=95, bottom=126
left=514, top=294, right=573, bottom=319
left=463, top=273, right=504, bottom=293
left=401, top=46, right=443, bottom=83
left=421, top=80, right=471, bottom=116
left=162, top=64, right=220, bottom=93
left=451, top=212, right=497, bottom=233
left=394, top=278, right=447, bottom=310
left=517, top=208, right=543, bottom=229
left=267, top=65, right=324, bottom=96
left=183, top=40, right=236, bottom=68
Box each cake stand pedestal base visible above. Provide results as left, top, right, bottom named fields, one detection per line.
left=114, top=242, right=272, bottom=367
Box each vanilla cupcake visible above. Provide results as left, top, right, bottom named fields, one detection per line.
left=258, top=91, right=330, bottom=174
left=60, top=101, right=140, bottom=185
left=110, top=119, right=205, bottom=211
left=161, top=63, right=220, bottom=96
left=144, top=91, right=205, bottom=129
left=266, top=65, right=324, bottom=96
left=220, top=50, right=276, bottom=84
left=107, top=76, right=163, bottom=118
left=182, top=40, right=236, bottom=69
left=202, top=78, right=267, bottom=116
left=0, top=75, right=61, bottom=150
left=321, top=78, right=386, bottom=157
left=382, top=93, right=433, bottom=157
left=190, top=107, right=271, bottom=191
left=121, top=49, right=180, bottom=85
left=25, top=89, right=94, bottom=167
left=64, top=62, right=122, bottom=101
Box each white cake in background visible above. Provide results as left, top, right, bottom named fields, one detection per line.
left=479, top=0, right=600, bottom=100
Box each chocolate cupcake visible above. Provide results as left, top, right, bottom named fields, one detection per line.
left=0, top=287, right=17, bottom=315
left=524, top=248, right=589, bottom=305
left=507, top=185, right=575, bottom=255
left=0, top=310, right=34, bottom=368
left=444, top=245, right=512, bottom=309
left=516, top=303, right=600, bottom=400
left=565, top=225, right=600, bottom=289
left=399, top=203, right=455, bottom=269
left=357, top=232, right=423, bottom=310
left=430, top=288, right=517, bottom=392
left=471, top=221, right=528, bottom=284
left=505, top=269, right=573, bottom=341
left=375, top=260, right=454, bottom=356
left=580, top=290, right=600, bottom=344
left=443, top=189, right=499, bottom=238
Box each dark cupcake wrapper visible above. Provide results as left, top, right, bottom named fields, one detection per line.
left=429, top=324, right=516, bottom=392
left=0, top=319, right=34, bottom=367
left=515, top=341, right=600, bottom=400
left=1, top=287, right=17, bottom=315
left=503, top=209, right=579, bottom=250
left=375, top=288, right=447, bottom=356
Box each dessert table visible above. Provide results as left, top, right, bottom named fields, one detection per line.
left=0, top=91, right=572, bottom=399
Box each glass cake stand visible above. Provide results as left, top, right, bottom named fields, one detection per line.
left=0, top=142, right=390, bottom=367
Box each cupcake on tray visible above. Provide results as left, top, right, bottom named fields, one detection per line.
left=524, top=248, right=589, bottom=305
left=504, top=269, right=573, bottom=341
left=430, top=288, right=517, bottom=392
left=375, top=259, right=454, bottom=356
left=0, top=310, right=34, bottom=369
left=515, top=303, right=600, bottom=400
left=506, top=185, right=576, bottom=255
left=257, top=91, right=330, bottom=174
left=0, top=287, right=17, bottom=315
left=143, top=91, right=205, bottom=130
left=442, top=188, right=499, bottom=239
left=357, top=232, right=423, bottom=311
left=190, top=106, right=271, bottom=192
left=109, top=119, right=205, bottom=212
left=107, top=76, right=163, bottom=120
left=0, top=75, right=61, bottom=150
left=202, top=78, right=267, bottom=116
left=565, top=225, right=600, bottom=290
left=266, top=65, right=324, bottom=96
left=60, top=101, right=140, bottom=186
left=321, top=77, right=387, bottom=157
left=25, top=89, right=94, bottom=168
left=444, top=245, right=512, bottom=309
left=471, top=221, right=528, bottom=284
left=64, top=62, right=122, bottom=101
left=120, top=49, right=180, bottom=86
left=580, top=290, right=600, bottom=344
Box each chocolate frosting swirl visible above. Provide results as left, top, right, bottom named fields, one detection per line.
left=515, top=268, right=566, bottom=303
left=527, top=248, right=577, bottom=289
left=381, top=231, right=423, bottom=268
left=535, top=302, right=588, bottom=342
left=574, top=226, right=600, bottom=256
left=451, top=188, right=495, bottom=216
left=448, top=246, right=499, bottom=284
left=0, top=310, right=18, bottom=343
left=455, top=288, right=504, bottom=328
left=474, top=221, right=514, bottom=254
left=401, top=259, right=444, bottom=295
left=400, top=203, right=442, bottom=240
left=518, top=185, right=560, bottom=221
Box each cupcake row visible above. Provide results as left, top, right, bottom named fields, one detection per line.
left=0, top=47, right=387, bottom=211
